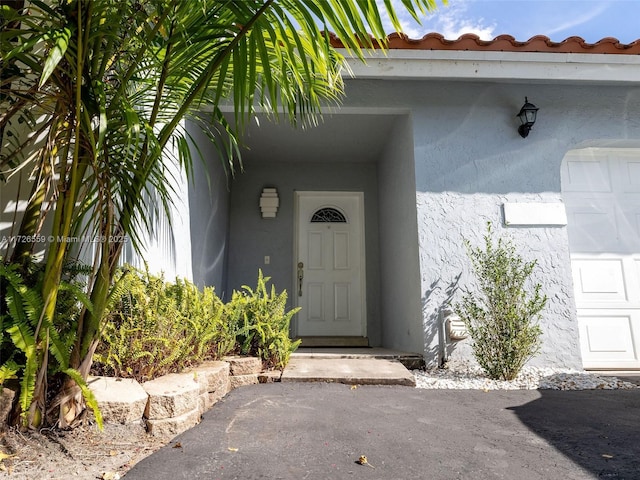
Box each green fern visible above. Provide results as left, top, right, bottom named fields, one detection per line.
left=226, top=270, right=301, bottom=368
left=94, top=266, right=300, bottom=381
left=1, top=262, right=44, bottom=423
left=1, top=259, right=100, bottom=426
left=6, top=323, right=37, bottom=418
left=0, top=361, right=19, bottom=383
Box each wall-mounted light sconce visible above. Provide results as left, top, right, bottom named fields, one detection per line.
left=260, top=187, right=279, bottom=218
left=516, top=97, right=539, bottom=138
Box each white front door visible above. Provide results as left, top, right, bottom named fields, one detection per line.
left=294, top=192, right=366, bottom=337
left=562, top=149, right=640, bottom=369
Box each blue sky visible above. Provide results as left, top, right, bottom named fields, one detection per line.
left=385, top=0, right=640, bottom=44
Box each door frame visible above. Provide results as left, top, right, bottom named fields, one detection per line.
left=292, top=190, right=367, bottom=338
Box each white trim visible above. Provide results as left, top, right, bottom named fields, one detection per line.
left=212, top=105, right=410, bottom=115
left=340, top=49, right=640, bottom=85
left=293, top=191, right=367, bottom=337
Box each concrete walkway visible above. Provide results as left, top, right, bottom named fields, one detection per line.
left=281, top=348, right=421, bottom=386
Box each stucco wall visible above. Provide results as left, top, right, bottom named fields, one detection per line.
left=1, top=118, right=49, bottom=260
left=416, top=192, right=581, bottom=368
left=377, top=115, right=424, bottom=354
left=341, top=78, right=640, bottom=367
left=225, top=161, right=382, bottom=344
left=1, top=123, right=194, bottom=281
left=186, top=120, right=230, bottom=293
left=120, top=156, right=193, bottom=281
left=0, top=171, right=26, bottom=256
left=413, top=82, right=640, bottom=368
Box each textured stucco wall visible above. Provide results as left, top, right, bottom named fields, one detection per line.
left=410, top=82, right=640, bottom=368
left=1, top=125, right=194, bottom=281
left=186, top=120, right=230, bottom=293
left=416, top=192, right=581, bottom=368
left=341, top=78, right=640, bottom=368
left=0, top=171, right=26, bottom=253
left=377, top=115, right=424, bottom=354
left=120, top=156, right=193, bottom=281
left=225, top=161, right=382, bottom=345
left=1, top=117, right=41, bottom=254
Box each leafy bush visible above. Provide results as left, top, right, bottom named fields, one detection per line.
left=454, top=224, right=546, bottom=380
left=225, top=270, right=301, bottom=369
left=0, top=260, right=101, bottom=428
left=93, top=266, right=231, bottom=381
left=93, top=267, right=300, bottom=382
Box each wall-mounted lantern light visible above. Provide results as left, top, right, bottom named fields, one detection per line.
left=516, top=97, right=539, bottom=138
left=260, top=187, right=279, bottom=218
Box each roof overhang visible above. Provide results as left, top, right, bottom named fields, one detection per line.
left=340, top=49, right=640, bottom=85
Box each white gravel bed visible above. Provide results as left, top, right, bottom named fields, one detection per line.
left=413, top=366, right=640, bottom=390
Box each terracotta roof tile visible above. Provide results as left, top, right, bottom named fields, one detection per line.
left=329, top=32, right=640, bottom=55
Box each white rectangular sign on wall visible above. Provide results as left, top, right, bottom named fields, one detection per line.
left=502, top=202, right=568, bottom=227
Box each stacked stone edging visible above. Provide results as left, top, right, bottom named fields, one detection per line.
left=142, top=361, right=231, bottom=437
left=84, top=358, right=272, bottom=437
left=142, top=372, right=202, bottom=436
left=225, top=356, right=262, bottom=376
left=1, top=358, right=272, bottom=435
left=225, top=356, right=271, bottom=388
left=188, top=361, right=231, bottom=414
left=0, top=387, right=16, bottom=427
left=88, top=376, right=148, bottom=425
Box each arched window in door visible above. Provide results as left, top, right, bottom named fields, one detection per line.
left=310, top=207, right=347, bottom=223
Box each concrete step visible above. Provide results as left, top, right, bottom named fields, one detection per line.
left=281, top=357, right=416, bottom=386
left=296, top=336, right=369, bottom=347
left=291, top=347, right=425, bottom=370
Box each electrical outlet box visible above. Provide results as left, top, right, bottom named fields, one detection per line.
left=446, top=318, right=468, bottom=341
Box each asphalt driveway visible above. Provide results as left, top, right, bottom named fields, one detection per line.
left=124, top=383, right=640, bottom=480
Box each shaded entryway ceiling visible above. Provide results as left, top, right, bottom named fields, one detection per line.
left=230, top=112, right=404, bottom=164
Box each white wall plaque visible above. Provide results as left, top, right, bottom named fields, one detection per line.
left=502, top=202, right=567, bottom=227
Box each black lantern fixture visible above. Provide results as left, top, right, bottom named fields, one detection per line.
left=516, top=97, right=539, bottom=138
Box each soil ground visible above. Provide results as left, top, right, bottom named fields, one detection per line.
left=0, top=420, right=168, bottom=479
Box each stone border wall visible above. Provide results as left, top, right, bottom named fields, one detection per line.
left=0, top=357, right=279, bottom=437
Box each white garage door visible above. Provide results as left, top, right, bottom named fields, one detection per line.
left=562, top=149, right=640, bottom=370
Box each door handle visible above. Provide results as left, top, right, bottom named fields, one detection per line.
left=297, top=262, right=304, bottom=296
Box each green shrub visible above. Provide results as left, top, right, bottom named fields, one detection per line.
left=225, top=270, right=301, bottom=369
left=93, top=266, right=231, bottom=381
left=454, top=223, right=546, bottom=381
left=0, top=259, right=100, bottom=428
left=93, top=267, right=300, bottom=381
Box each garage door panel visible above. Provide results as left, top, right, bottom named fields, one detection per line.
left=563, top=159, right=611, bottom=192
left=616, top=205, right=640, bottom=250
left=572, top=259, right=627, bottom=302
left=565, top=203, right=617, bottom=252
left=578, top=312, right=639, bottom=365
left=619, top=159, right=640, bottom=193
